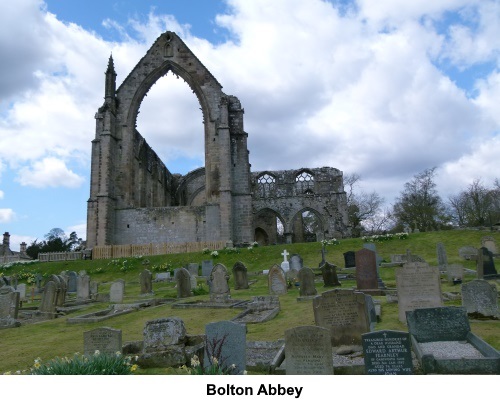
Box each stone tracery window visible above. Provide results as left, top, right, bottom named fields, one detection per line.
left=257, top=173, right=276, bottom=198
left=295, top=171, right=314, bottom=194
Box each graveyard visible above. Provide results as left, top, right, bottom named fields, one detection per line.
left=0, top=229, right=499, bottom=375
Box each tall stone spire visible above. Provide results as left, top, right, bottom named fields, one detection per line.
left=105, top=54, right=116, bottom=101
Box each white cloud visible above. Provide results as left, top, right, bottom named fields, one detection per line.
left=0, top=190, right=4, bottom=199
left=16, top=157, right=85, bottom=188
left=0, top=208, right=16, bottom=223
left=65, top=222, right=87, bottom=239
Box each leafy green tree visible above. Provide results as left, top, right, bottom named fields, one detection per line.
left=392, top=167, right=450, bottom=232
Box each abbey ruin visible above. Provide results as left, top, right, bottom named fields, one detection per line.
left=86, top=32, right=350, bottom=249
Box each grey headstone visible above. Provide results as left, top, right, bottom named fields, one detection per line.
left=190, top=275, right=197, bottom=290
left=313, top=289, right=371, bottom=346
left=202, top=260, right=213, bottom=277
left=481, top=236, right=498, bottom=255
left=437, top=242, right=448, bottom=273
left=320, top=262, right=341, bottom=287
left=38, top=281, right=57, bottom=317
left=232, top=261, right=249, bottom=290
left=187, top=263, right=199, bottom=277
left=343, top=251, right=356, bottom=268
left=406, top=306, right=470, bottom=342
left=362, top=330, right=413, bottom=375
left=140, top=269, right=153, bottom=294
left=461, top=280, right=499, bottom=317
left=289, top=254, right=303, bottom=272
left=155, top=272, right=171, bottom=282
left=285, top=326, right=333, bottom=375
left=90, top=280, right=98, bottom=297
left=355, top=248, right=378, bottom=290
left=268, top=264, right=287, bottom=295
left=175, top=268, right=192, bottom=298
left=446, top=264, right=464, bottom=283
left=396, top=263, right=443, bottom=322
left=363, top=243, right=383, bottom=267
left=204, top=320, right=246, bottom=375
left=365, top=294, right=377, bottom=330
left=209, top=264, right=230, bottom=302
left=297, top=267, right=317, bottom=297
left=83, top=327, right=122, bottom=356
left=67, top=271, right=77, bottom=292
left=109, top=279, right=125, bottom=303
left=77, top=273, right=90, bottom=301
left=0, top=287, right=20, bottom=327
left=15, top=284, right=26, bottom=301
left=143, top=317, right=186, bottom=353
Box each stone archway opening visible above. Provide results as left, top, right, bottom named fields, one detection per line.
left=254, top=209, right=285, bottom=245
left=291, top=209, right=324, bottom=243
left=136, top=72, right=204, bottom=175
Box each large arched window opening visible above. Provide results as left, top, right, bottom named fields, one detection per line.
left=291, top=209, right=323, bottom=243
left=136, top=72, right=205, bottom=175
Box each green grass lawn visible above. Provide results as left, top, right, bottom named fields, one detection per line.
left=0, top=229, right=498, bottom=374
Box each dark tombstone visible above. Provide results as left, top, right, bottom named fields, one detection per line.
left=232, top=261, right=249, bottom=290
left=209, top=264, right=230, bottom=302
left=436, top=242, right=448, bottom=273
left=205, top=320, right=246, bottom=375
left=320, top=262, right=341, bottom=287
left=355, top=248, right=378, bottom=291
left=478, top=247, right=497, bottom=278
left=201, top=260, right=213, bottom=277
left=313, top=289, right=371, bottom=346
left=175, top=268, right=192, bottom=298
left=362, top=330, right=413, bottom=375
left=268, top=264, right=287, bottom=295
left=84, top=327, right=122, bottom=356
left=67, top=271, right=77, bottom=293
left=362, top=243, right=385, bottom=289
left=343, top=251, right=356, bottom=268
left=140, top=269, right=153, bottom=294
left=285, top=326, right=333, bottom=375
left=297, top=267, right=317, bottom=297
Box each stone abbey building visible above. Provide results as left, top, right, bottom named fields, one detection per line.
left=86, top=32, right=350, bottom=249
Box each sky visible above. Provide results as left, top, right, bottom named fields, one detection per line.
left=0, top=0, right=499, bottom=249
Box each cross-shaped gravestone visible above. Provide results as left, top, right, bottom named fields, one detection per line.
left=281, top=250, right=289, bottom=262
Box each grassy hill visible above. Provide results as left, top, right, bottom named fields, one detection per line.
left=0, top=229, right=498, bottom=374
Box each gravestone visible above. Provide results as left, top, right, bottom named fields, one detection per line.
left=436, top=242, right=448, bottom=273
left=285, top=326, right=333, bottom=375
left=477, top=247, right=497, bottom=278
left=38, top=281, right=57, bottom=318
left=155, top=272, right=171, bottom=282
left=190, top=275, right=197, bottom=290
left=175, top=268, right=192, bottom=298
left=201, top=260, right=213, bottom=277
left=109, top=279, right=125, bottom=303
left=395, top=263, right=443, bottom=323
left=446, top=264, right=464, bottom=284
left=67, top=271, right=77, bottom=293
left=209, top=264, right=230, bottom=302
left=205, top=320, right=246, bottom=375
left=0, top=286, right=20, bottom=328
left=187, top=263, right=199, bottom=277
left=77, top=271, right=90, bottom=301
left=355, top=248, right=379, bottom=291
left=320, top=262, right=341, bottom=287
left=35, top=273, right=43, bottom=293
left=362, top=243, right=385, bottom=289
left=83, top=327, right=122, bottom=355
left=140, top=269, right=153, bottom=294
left=289, top=254, right=303, bottom=272
left=15, top=284, right=26, bottom=301
left=268, top=264, right=287, bottom=295
left=232, top=261, right=249, bottom=290
left=343, top=251, right=356, bottom=268
left=90, top=280, right=99, bottom=298
left=461, top=280, right=499, bottom=318
left=459, top=246, right=478, bottom=260
left=362, top=330, right=412, bottom=375
left=143, top=317, right=186, bottom=353
left=365, top=294, right=377, bottom=330
left=481, top=236, right=498, bottom=255
left=313, top=289, right=371, bottom=346
left=297, top=267, right=317, bottom=297
left=48, top=275, right=65, bottom=306
left=280, top=249, right=290, bottom=273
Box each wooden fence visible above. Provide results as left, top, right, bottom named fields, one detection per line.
left=91, top=240, right=227, bottom=260
left=38, top=251, right=84, bottom=262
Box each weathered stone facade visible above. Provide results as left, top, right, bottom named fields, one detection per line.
left=86, top=32, right=349, bottom=249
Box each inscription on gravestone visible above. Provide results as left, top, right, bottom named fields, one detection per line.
left=362, top=330, right=413, bottom=375
left=268, top=264, right=287, bottom=295
left=285, top=326, right=333, bottom=375
left=83, top=327, right=122, bottom=355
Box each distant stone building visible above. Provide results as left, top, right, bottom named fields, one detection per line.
left=0, top=232, right=31, bottom=263
left=86, top=32, right=350, bottom=249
